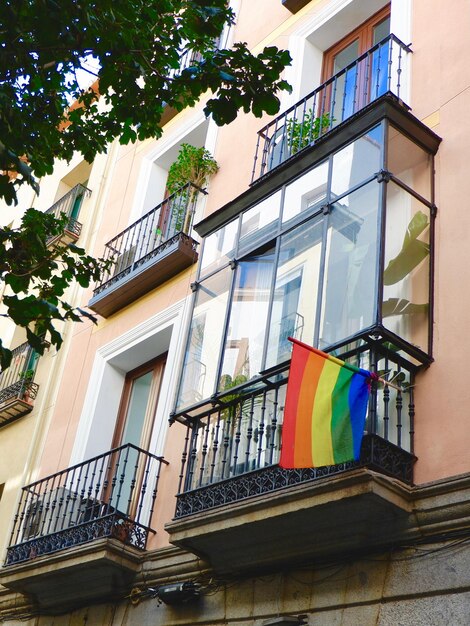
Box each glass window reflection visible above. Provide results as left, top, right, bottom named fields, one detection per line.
left=176, top=268, right=232, bottom=409
left=266, top=219, right=323, bottom=369
left=319, top=182, right=381, bottom=348
left=218, top=247, right=275, bottom=390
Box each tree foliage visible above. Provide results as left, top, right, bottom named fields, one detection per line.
left=0, top=0, right=292, bottom=368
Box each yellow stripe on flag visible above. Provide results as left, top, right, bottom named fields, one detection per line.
left=311, top=359, right=338, bottom=466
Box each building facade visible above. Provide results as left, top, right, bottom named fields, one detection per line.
left=1, top=0, right=470, bottom=624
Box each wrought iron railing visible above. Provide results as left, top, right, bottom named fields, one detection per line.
left=5, top=444, right=168, bottom=565
left=45, top=183, right=91, bottom=239
left=0, top=341, right=39, bottom=409
left=251, top=34, right=411, bottom=182
left=174, top=343, right=416, bottom=517
left=92, top=183, right=203, bottom=294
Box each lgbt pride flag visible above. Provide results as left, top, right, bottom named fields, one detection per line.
left=279, top=337, right=371, bottom=469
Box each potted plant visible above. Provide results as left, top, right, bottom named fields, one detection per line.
left=285, top=110, right=334, bottom=154
left=18, top=369, right=35, bottom=403
left=165, top=144, right=219, bottom=235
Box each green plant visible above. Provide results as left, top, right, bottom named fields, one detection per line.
left=286, top=111, right=333, bottom=153
left=166, top=144, right=219, bottom=196
left=19, top=369, right=35, bottom=382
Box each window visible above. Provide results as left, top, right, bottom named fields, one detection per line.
left=113, top=356, right=167, bottom=451
left=176, top=120, right=436, bottom=413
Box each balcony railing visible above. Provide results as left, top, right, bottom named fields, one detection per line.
left=251, top=34, right=411, bottom=182
left=89, top=183, right=204, bottom=316
left=45, top=183, right=91, bottom=240
left=174, top=342, right=416, bottom=518
left=0, top=341, right=39, bottom=426
left=5, top=444, right=168, bottom=566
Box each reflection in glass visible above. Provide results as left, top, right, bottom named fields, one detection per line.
left=319, top=182, right=380, bottom=348
left=387, top=126, right=432, bottom=201
left=283, top=160, right=328, bottom=224
left=266, top=219, right=323, bottom=368
left=121, top=372, right=153, bottom=446
left=383, top=182, right=430, bottom=352
left=332, top=38, right=360, bottom=122
left=200, top=219, right=238, bottom=277
left=331, top=125, right=382, bottom=198
left=219, top=247, right=275, bottom=389
left=177, top=268, right=232, bottom=409
left=238, top=191, right=281, bottom=256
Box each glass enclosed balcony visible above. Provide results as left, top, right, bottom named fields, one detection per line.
left=89, top=183, right=204, bottom=317
left=167, top=106, right=440, bottom=568
left=0, top=342, right=40, bottom=427
left=176, top=120, right=439, bottom=421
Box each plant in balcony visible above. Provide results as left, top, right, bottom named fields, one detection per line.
left=18, top=369, right=35, bottom=403
left=166, top=144, right=219, bottom=234
left=286, top=110, right=334, bottom=154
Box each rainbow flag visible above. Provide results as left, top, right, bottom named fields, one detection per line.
left=279, top=338, right=371, bottom=469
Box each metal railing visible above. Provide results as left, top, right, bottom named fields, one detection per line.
left=45, top=183, right=91, bottom=239
left=175, top=343, right=416, bottom=515
left=93, top=183, right=203, bottom=293
left=251, top=34, right=411, bottom=182
left=5, top=444, right=168, bottom=565
left=0, top=341, right=39, bottom=407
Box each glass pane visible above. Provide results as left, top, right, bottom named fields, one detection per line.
left=373, top=17, right=390, bottom=44
left=176, top=268, right=232, bottom=409
left=332, top=39, right=360, bottom=122
left=282, top=161, right=328, bottom=224
left=219, top=247, right=275, bottom=389
left=121, top=371, right=153, bottom=446
left=238, top=191, right=281, bottom=256
left=370, top=37, right=390, bottom=101
left=382, top=182, right=430, bottom=353
left=266, top=218, right=323, bottom=368
left=334, top=39, right=359, bottom=73
left=200, top=219, right=238, bottom=278
left=387, top=125, right=432, bottom=201
left=331, top=125, right=382, bottom=197
left=319, top=181, right=381, bottom=348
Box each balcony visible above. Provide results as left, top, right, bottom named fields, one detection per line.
left=88, top=183, right=204, bottom=318
left=251, top=34, right=411, bottom=183
left=0, top=342, right=39, bottom=427
left=45, top=183, right=91, bottom=246
left=166, top=341, right=416, bottom=573
left=1, top=444, right=168, bottom=611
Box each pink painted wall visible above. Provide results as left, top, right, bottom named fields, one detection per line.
left=411, top=0, right=470, bottom=483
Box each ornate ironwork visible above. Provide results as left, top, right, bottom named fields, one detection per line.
left=5, top=513, right=149, bottom=566
left=4, top=444, right=168, bottom=566
left=0, top=380, right=39, bottom=405
left=251, top=34, right=411, bottom=182
left=92, top=183, right=204, bottom=296
left=174, top=435, right=415, bottom=518
left=174, top=344, right=417, bottom=518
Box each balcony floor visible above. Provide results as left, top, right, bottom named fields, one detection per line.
left=89, top=232, right=198, bottom=317
left=167, top=436, right=415, bottom=574
left=0, top=538, right=141, bottom=614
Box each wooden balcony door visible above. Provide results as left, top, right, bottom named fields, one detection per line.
left=322, top=6, right=390, bottom=122
left=109, top=355, right=166, bottom=517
